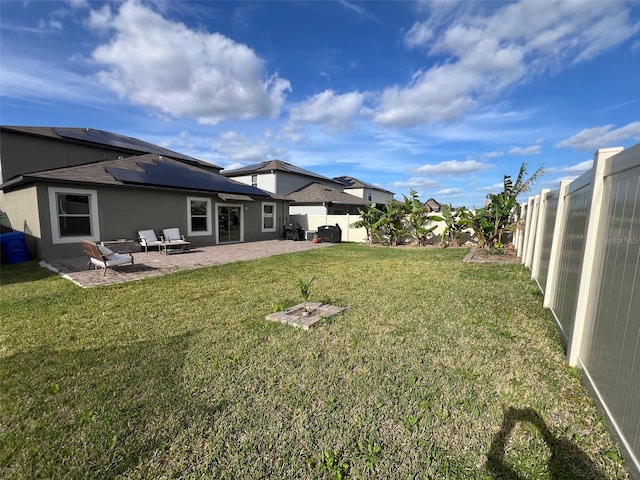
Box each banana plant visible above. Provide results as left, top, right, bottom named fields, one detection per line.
left=373, top=200, right=405, bottom=246
left=430, top=204, right=469, bottom=247
left=482, top=162, right=544, bottom=249
left=351, top=203, right=384, bottom=245
left=402, top=190, right=436, bottom=245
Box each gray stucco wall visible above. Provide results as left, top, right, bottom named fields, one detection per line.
left=10, top=183, right=289, bottom=259
left=1, top=131, right=129, bottom=183
left=277, top=172, right=339, bottom=195
left=0, top=187, right=42, bottom=258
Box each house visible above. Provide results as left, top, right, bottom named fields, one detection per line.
left=286, top=183, right=371, bottom=215
left=333, top=176, right=394, bottom=205
left=222, top=159, right=344, bottom=195
left=0, top=126, right=290, bottom=259
left=223, top=160, right=389, bottom=215
left=425, top=198, right=442, bottom=213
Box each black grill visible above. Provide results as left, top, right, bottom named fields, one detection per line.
left=317, top=224, right=342, bottom=243
left=283, top=222, right=305, bottom=241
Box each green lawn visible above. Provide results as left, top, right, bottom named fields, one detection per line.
left=0, top=244, right=630, bottom=479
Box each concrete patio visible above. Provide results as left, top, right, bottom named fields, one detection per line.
left=41, top=240, right=335, bottom=288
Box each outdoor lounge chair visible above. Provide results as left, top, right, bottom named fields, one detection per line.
left=81, top=240, right=134, bottom=276
left=138, top=229, right=163, bottom=252
left=162, top=228, right=186, bottom=242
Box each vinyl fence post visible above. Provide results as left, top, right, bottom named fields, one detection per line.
left=521, top=196, right=535, bottom=264
left=568, top=147, right=624, bottom=366
left=531, top=189, right=550, bottom=281
left=524, top=194, right=541, bottom=268
left=516, top=202, right=527, bottom=257
left=543, top=181, right=570, bottom=310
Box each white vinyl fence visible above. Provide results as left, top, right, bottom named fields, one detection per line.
left=289, top=214, right=368, bottom=242
left=289, top=214, right=452, bottom=244
left=519, top=144, right=640, bottom=478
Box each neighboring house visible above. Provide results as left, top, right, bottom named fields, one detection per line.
left=223, top=160, right=389, bottom=215
left=333, top=176, right=394, bottom=205
left=222, top=159, right=345, bottom=195
left=0, top=126, right=289, bottom=259
left=425, top=198, right=442, bottom=213
left=287, top=183, right=371, bottom=215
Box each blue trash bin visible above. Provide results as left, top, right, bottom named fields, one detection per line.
left=0, top=231, right=31, bottom=264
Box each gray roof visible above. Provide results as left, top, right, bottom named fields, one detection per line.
left=286, top=182, right=371, bottom=206
left=0, top=126, right=220, bottom=170
left=223, top=159, right=343, bottom=186
left=333, top=175, right=394, bottom=195
left=0, top=154, right=271, bottom=197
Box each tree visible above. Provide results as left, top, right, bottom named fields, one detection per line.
left=351, top=203, right=384, bottom=246
left=481, top=162, right=544, bottom=249
left=431, top=205, right=469, bottom=247
left=402, top=190, right=436, bottom=245
left=374, top=200, right=405, bottom=246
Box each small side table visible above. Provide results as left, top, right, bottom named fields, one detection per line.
left=159, top=240, right=191, bottom=255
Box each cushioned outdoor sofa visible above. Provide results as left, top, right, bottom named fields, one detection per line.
left=81, top=240, right=134, bottom=275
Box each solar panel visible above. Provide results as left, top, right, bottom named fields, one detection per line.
left=52, top=128, right=197, bottom=162
left=106, top=160, right=269, bottom=196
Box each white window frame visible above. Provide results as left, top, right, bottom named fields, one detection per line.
left=187, top=196, right=212, bottom=236
left=48, top=187, right=100, bottom=244
left=215, top=203, right=244, bottom=244
left=251, top=174, right=258, bottom=187
left=367, top=189, right=373, bottom=202
left=262, top=202, right=277, bottom=232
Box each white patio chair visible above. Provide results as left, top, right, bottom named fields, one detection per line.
left=137, top=229, right=163, bottom=252
left=162, top=228, right=186, bottom=243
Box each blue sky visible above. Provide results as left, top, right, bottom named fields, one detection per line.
left=1, top=0, right=639, bottom=207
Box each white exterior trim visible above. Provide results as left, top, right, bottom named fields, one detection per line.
left=261, top=202, right=277, bottom=232
left=215, top=202, right=244, bottom=244
left=48, top=187, right=100, bottom=244
left=187, top=196, right=212, bottom=236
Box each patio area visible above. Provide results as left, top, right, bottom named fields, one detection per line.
left=41, top=240, right=335, bottom=288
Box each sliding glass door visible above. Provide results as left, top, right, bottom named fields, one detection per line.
left=216, top=204, right=243, bottom=243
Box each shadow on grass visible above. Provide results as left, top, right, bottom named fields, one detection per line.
left=1, top=330, right=224, bottom=479
left=486, top=407, right=607, bottom=480
left=0, top=261, right=58, bottom=285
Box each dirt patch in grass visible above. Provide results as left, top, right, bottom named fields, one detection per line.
left=464, top=245, right=521, bottom=264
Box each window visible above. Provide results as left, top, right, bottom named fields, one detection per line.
left=262, top=202, right=276, bottom=232
left=187, top=197, right=212, bottom=236
left=251, top=174, right=258, bottom=187
left=367, top=189, right=373, bottom=202
left=48, top=187, right=100, bottom=244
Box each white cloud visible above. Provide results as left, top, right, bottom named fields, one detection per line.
left=556, top=122, right=640, bottom=151
left=86, top=4, right=113, bottom=31
left=212, top=131, right=282, bottom=163
left=404, top=22, right=433, bottom=49
left=416, top=159, right=491, bottom=175
left=88, top=0, right=291, bottom=125
left=222, top=162, right=245, bottom=171
left=376, top=0, right=638, bottom=127
left=546, top=160, right=593, bottom=174
left=67, top=0, right=89, bottom=9
left=289, top=90, right=367, bottom=132
left=391, top=177, right=440, bottom=188
left=0, top=56, right=113, bottom=106
left=436, top=188, right=464, bottom=197
left=508, top=144, right=541, bottom=155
